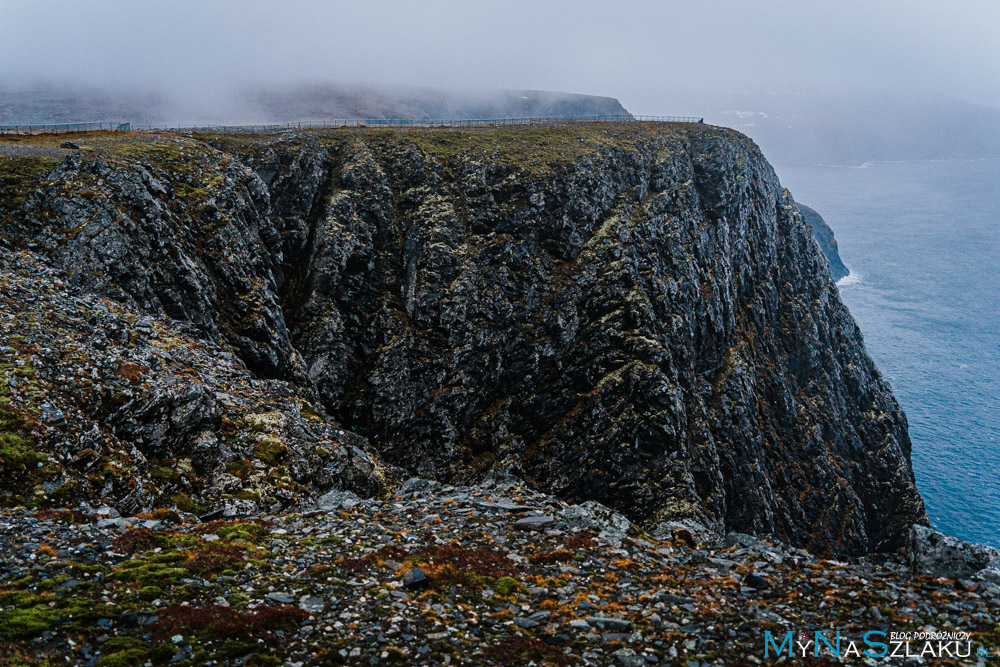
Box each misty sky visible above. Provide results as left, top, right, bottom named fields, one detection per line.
left=2, top=0, right=1000, bottom=113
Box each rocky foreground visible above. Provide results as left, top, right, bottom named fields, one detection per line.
left=1, top=475, right=998, bottom=667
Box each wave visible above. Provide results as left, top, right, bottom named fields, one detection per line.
left=814, top=161, right=872, bottom=169
left=836, top=268, right=861, bottom=288
left=812, top=157, right=1000, bottom=168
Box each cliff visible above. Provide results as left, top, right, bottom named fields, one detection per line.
left=242, top=85, right=633, bottom=123
left=0, top=122, right=924, bottom=557
left=0, top=83, right=632, bottom=126
left=795, top=202, right=849, bottom=281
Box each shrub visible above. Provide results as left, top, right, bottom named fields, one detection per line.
left=482, top=636, right=570, bottom=666
left=182, top=543, right=246, bottom=576
left=153, top=604, right=308, bottom=641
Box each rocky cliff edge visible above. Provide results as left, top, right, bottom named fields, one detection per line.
left=0, top=122, right=925, bottom=557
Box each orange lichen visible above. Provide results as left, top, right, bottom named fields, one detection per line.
left=115, top=362, right=148, bottom=385
left=33, top=508, right=96, bottom=524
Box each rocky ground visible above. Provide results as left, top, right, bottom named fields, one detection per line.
left=0, top=124, right=991, bottom=666
left=1, top=474, right=998, bottom=666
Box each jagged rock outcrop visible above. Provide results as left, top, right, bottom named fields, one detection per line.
left=0, top=251, right=392, bottom=516
left=0, top=122, right=925, bottom=554
left=908, top=524, right=1000, bottom=581
left=795, top=202, right=849, bottom=281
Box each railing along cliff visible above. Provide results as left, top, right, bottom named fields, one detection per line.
left=0, top=121, right=131, bottom=135
left=0, top=115, right=703, bottom=135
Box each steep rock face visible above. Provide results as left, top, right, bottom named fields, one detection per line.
left=0, top=123, right=925, bottom=554
left=795, top=202, right=849, bottom=281
left=0, top=251, right=390, bottom=515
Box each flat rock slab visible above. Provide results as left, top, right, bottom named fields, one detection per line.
left=299, top=595, right=325, bottom=612
left=513, top=515, right=555, bottom=531
left=585, top=616, right=632, bottom=631
left=473, top=498, right=534, bottom=513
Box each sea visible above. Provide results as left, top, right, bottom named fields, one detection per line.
left=774, top=158, right=1000, bottom=547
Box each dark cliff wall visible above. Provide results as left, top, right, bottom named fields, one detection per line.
left=795, top=203, right=849, bottom=282
left=0, top=122, right=925, bottom=554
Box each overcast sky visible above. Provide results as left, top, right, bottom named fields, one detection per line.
left=2, top=0, right=1000, bottom=113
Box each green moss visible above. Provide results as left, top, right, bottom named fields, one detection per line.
left=215, top=522, right=270, bottom=544
left=95, top=644, right=175, bottom=667
left=6, top=573, right=38, bottom=588
left=174, top=183, right=208, bottom=199
left=66, top=562, right=109, bottom=577
left=0, top=606, right=54, bottom=639
left=0, top=359, right=46, bottom=499
left=34, top=575, right=69, bottom=591
left=253, top=434, right=288, bottom=466
left=170, top=492, right=205, bottom=514
left=493, top=576, right=522, bottom=596
left=0, top=155, right=60, bottom=229
left=227, top=592, right=249, bottom=608
left=137, top=585, right=163, bottom=601
left=362, top=123, right=650, bottom=177
left=150, top=464, right=179, bottom=482
left=50, top=480, right=80, bottom=500
left=107, top=140, right=215, bottom=179
left=100, top=637, right=145, bottom=654
left=0, top=433, right=42, bottom=480
left=224, top=459, right=253, bottom=480
left=111, top=560, right=187, bottom=587
left=214, top=641, right=259, bottom=659
left=300, top=401, right=323, bottom=423
left=0, top=591, right=115, bottom=639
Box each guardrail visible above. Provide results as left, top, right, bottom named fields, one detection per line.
left=132, top=115, right=704, bottom=134
left=0, top=121, right=131, bottom=135
left=1, top=115, right=704, bottom=136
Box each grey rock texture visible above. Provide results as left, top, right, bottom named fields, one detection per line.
left=0, top=123, right=925, bottom=554
left=0, top=251, right=391, bottom=515
left=908, top=524, right=1000, bottom=580
left=795, top=202, right=849, bottom=281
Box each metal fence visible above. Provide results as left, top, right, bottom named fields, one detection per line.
left=131, top=115, right=703, bottom=134
left=0, top=115, right=704, bottom=136
left=0, top=121, right=131, bottom=135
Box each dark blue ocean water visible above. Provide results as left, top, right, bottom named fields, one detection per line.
left=775, top=159, right=1000, bottom=547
